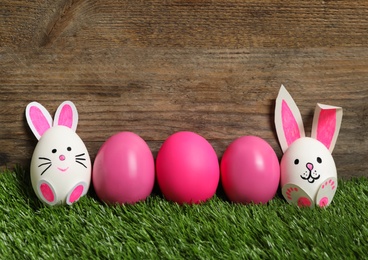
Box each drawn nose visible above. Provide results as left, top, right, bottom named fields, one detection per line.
left=59, top=155, right=66, bottom=161
left=306, top=162, right=314, bottom=171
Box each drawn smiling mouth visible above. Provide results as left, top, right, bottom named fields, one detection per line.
left=300, top=170, right=320, bottom=183
left=57, top=167, right=69, bottom=172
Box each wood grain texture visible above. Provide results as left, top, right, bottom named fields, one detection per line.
left=0, top=0, right=367, bottom=178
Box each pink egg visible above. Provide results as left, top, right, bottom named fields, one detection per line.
left=93, top=132, right=155, bottom=204
left=221, top=136, right=280, bottom=204
left=156, top=131, right=220, bottom=204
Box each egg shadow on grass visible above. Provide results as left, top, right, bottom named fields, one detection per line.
left=150, top=177, right=164, bottom=198
left=86, top=180, right=100, bottom=202
left=215, top=157, right=230, bottom=202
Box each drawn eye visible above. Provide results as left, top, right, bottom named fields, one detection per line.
left=294, top=159, right=299, bottom=165
left=317, top=157, right=322, bottom=163
left=67, top=147, right=72, bottom=151
left=52, top=149, right=57, bottom=154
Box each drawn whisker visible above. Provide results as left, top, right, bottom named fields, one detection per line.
left=39, top=157, right=51, bottom=161
left=38, top=162, right=51, bottom=168
left=38, top=157, right=52, bottom=175
left=40, top=164, right=52, bottom=176
left=76, top=157, right=86, bottom=161
left=76, top=160, right=87, bottom=168
left=75, top=153, right=85, bottom=157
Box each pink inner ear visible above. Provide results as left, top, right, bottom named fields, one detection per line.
left=58, top=104, right=73, bottom=128
left=30, top=106, right=51, bottom=137
left=317, top=108, right=336, bottom=149
left=282, top=100, right=301, bottom=146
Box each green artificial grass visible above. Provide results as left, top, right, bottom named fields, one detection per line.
left=0, top=167, right=367, bottom=259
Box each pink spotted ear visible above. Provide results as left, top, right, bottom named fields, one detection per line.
left=275, top=85, right=306, bottom=153
left=54, top=101, right=78, bottom=131
left=26, top=102, right=53, bottom=140
left=311, top=103, right=343, bottom=153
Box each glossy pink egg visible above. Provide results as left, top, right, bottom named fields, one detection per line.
left=93, top=132, right=155, bottom=204
left=156, top=131, right=220, bottom=204
left=221, top=136, right=280, bottom=204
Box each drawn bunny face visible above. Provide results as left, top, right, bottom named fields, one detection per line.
left=26, top=101, right=91, bottom=206
left=275, top=85, right=342, bottom=208
left=32, top=126, right=90, bottom=177
left=281, top=137, right=336, bottom=193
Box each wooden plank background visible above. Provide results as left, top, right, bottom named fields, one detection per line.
left=0, top=0, right=367, bottom=178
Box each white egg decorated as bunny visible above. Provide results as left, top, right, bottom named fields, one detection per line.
left=275, top=85, right=343, bottom=208
left=26, top=101, right=91, bottom=206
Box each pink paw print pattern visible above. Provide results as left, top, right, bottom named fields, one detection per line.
left=283, top=178, right=338, bottom=208
left=297, top=197, right=312, bottom=208
left=322, top=179, right=336, bottom=191
left=38, top=181, right=87, bottom=206
left=66, top=182, right=87, bottom=205
left=282, top=183, right=313, bottom=208
left=38, top=180, right=57, bottom=205
left=285, top=186, right=298, bottom=200
left=316, top=177, right=338, bottom=208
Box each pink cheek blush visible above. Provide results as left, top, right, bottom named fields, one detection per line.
left=92, top=132, right=155, bottom=204
left=156, top=131, right=220, bottom=204
left=220, top=136, right=280, bottom=204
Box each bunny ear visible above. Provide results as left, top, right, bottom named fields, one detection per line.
left=311, top=104, right=343, bottom=153
left=26, top=102, right=53, bottom=140
left=275, top=85, right=305, bottom=153
left=53, top=101, right=78, bottom=131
